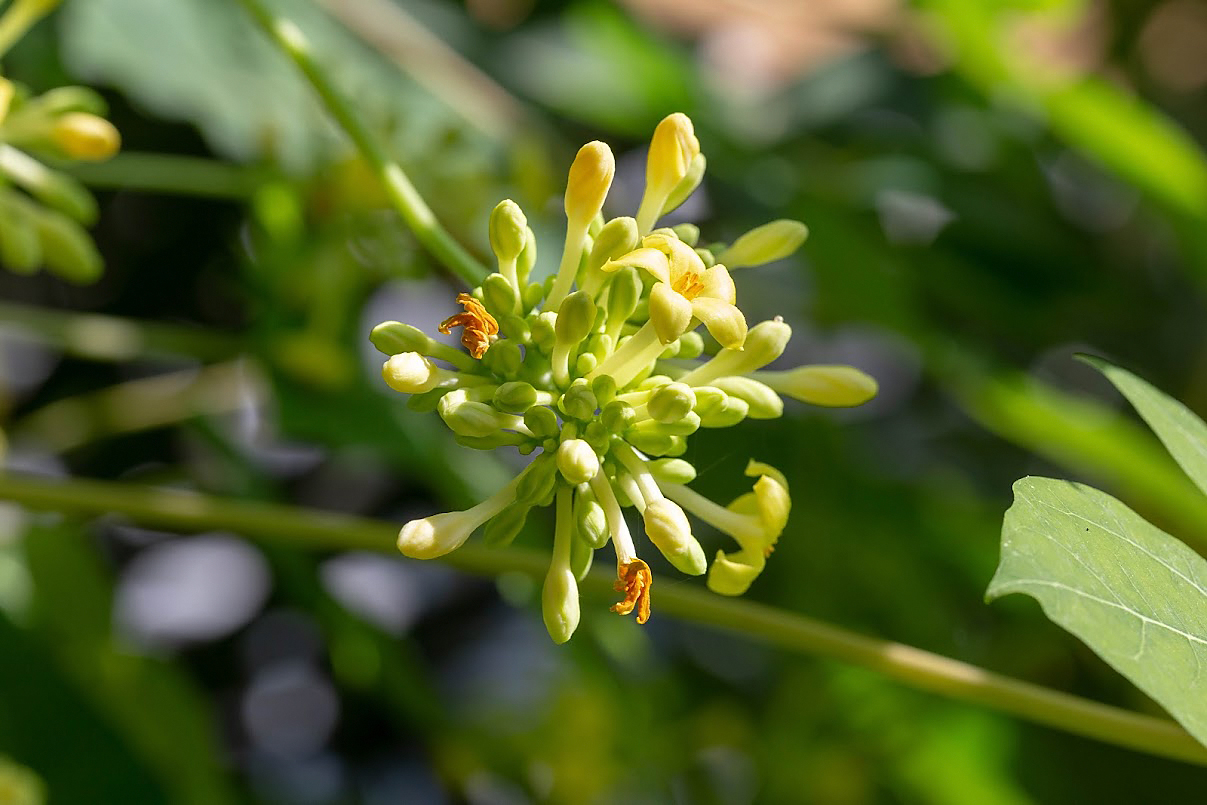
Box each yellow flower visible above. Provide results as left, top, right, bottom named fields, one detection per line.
left=639, top=233, right=747, bottom=349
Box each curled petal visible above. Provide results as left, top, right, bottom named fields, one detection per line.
left=691, top=297, right=747, bottom=350
left=649, top=281, right=694, bottom=344
left=603, top=247, right=669, bottom=283
left=707, top=547, right=766, bottom=596
left=697, top=264, right=736, bottom=304
left=643, top=233, right=705, bottom=283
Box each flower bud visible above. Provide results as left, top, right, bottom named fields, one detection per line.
left=31, top=206, right=101, bottom=283
left=647, top=382, right=696, bottom=423
left=680, top=318, right=792, bottom=386
left=570, top=531, right=595, bottom=580
left=604, top=266, right=642, bottom=340
left=695, top=247, right=716, bottom=267
left=50, top=112, right=120, bottom=161
left=522, top=406, right=561, bottom=440
left=565, top=140, right=615, bottom=225
left=481, top=273, right=519, bottom=318
left=438, top=391, right=512, bottom=437
left=587, top=216, right=639, bottom=271
left=601, top=400, right=636, bottom=433
left=559, top=381, right=598, bottom=421
left=516, top=453, right=559, bottom=505
left=717, top=219, right=809, bottom=269
left=398, top=510, right=480, bottom=559
left=482, top=339, right=522, bottom=376
left=647, top=458, right=697, bottom=484
left=692, top=386, right=727, bottom=416
left=583, top=420, right=611, bottom=453
left=489, top=199, right=527, bottom=263
left=557, top=438, right=600, bottom=485
left=643, top=498, right=706, bottom=575
left=648, top=281, right=693, bottom=344
left=698, top=395, right=749, bottom=427
left=575, top=353, right=598, bottom=376
left=529, top=311, right=558, bottom=352
left=542, top=562, right=580, bottom=644
left=623, top=428, right=678, bottom=457
left=627, top=412, right=699, bottom=438
left=382, top=352, right=439, bottom=394
left=678, top=330, right=704, bottom=360
left=0, top=192, right=41, bottom=272
left=670, top=222, right=699, bottom=247
left=555, top=290, right=597, bottom=345
left=754, top=365, right=878, bottom=407
left=483, top=500, right=530, bottom=547
left=574, top=488, right=609, bottom=549
left=494, top=381, right=540, bottom=413
left=711, top=376, right=783, bottom=419
left=517, top=227, right=538, bottom=287
left=662, top=152, right=706, bottom=216
left=591, top=374, right=617, bottom=406
left=371, top=321, right=433, bottom=356
left=638, top=113, right=699, bottom=231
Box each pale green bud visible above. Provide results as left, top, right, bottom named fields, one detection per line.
left=604, top=266, right=641, bottom=334
left=439, top=397, right=510, bottom=437
left=557, top=438, right=600, bottom=485
left=489, top=199, right=527, bottom=262
left=529, top=311, right=558, bottom=351
left=370, top=321, right=432, bottom=356
left=570, top=532, right=594, bottom=581
left=481, top=273, right=519, bottom=318
left=647, top=458, right=696, bottom=484
left=0, top=145, right=96, bottom=223
left=542, top=562, right=580, bottom=644
left=678, top=330, right=704, bottom=359
left=647, top=382, right=696, bottom=423
left=623, top=429, right=680, bottom=457
left=559, top=379, right=598, bottom=421
left=643, top=499, right=707, bottom=575
left=638, top=374, right=676, bottom=391
left=494, top=381, right=539, bottom=413
left=498, top=313, right=530, bottom=342
left=555, top=290, right=597, bottom=345
left=695, top=247, right=716, bottom=267
left=482, top=339, right=522, bottom=376
left=574, top=488, right=609, bottom=549
left=698, top=395, right=749, bottom=427
left=521, top=277, right=544, bottom=310
left=670, top=222, right=699, bottom=247
left=662, top=152, right=706, bottom=215
left=717, top=219, right=809, bottom=269
left=692, top=386, right=728, bottom=416
left=516, top=456, right=559, bottom=507
left=575, top=353, right=598, bottom=375
left=483, top=500, right=530, bottom=547
left=680, top=318, right=792, bottom=386
left=382, top=352, right=439, bottom=394
left=630, top=411, right=699, bottom=437
left=583, top=421, right=611, bottom=453
left=587, top=216, right=640, bottom=271
left=565, top=141, right=615, bottom=225
left=601, top=400, right=636, bottom=434
left=33, top=207, right=101, bottom=283
left=658, top=339, right=680, bottom=360
left=591, top=374, right=617, bottom=406
left=523, top=406, right=561, bottom=440
left=0, top=192, right=41, bottom=272
left=517, top=226, right=538, bottom=287
left=711, top=376, right=783, bottom=419
left=398, top=509, right=486, bottom=559
left=753, top=365, right=878, bottom=407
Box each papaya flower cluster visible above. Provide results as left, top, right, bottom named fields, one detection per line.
left=0, top=0, right=120, bottom=283
left=373, top=113, right=877, bottom=643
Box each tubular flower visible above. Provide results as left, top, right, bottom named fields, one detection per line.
left=374, top=114, right=876, bottom=642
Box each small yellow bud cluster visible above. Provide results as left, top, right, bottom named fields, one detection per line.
left=0, top=53, right=121, bottom=283
left=374, top=114, right=877, bottom=642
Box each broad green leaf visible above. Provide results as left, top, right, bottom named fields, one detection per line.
left=989, top=477, right=1207, bottom=746
left=1080, top=355, right=1207, bottom=500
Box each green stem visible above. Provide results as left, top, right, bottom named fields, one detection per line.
left=64, top=153, right=262, bottom=199
left=1, top=471, right=1204, bottom=766
left=237, top=0, right=488, bottom=288
left=0, top=300, right=242, bottom=362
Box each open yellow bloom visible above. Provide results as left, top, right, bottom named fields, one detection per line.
left=628, top=233, right=747, bottom=349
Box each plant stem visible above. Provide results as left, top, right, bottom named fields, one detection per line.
left=2, top=471, right=1204, bottom=766
left=65, top=153, right=261, bottom=199
left=237, top=0, right=488, bottom=288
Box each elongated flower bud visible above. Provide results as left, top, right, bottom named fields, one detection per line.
left=557, top=438, right=600, bottom=485
left=643, top=498, right=707, bottom=576
left=717, top=219, right=808, bottom=269
left=637, top=113, right=699, bottom=232
left=489, top=199, right=528, bottom=263
left=565, top=141, right=615, bottom=226
left=753, top=365, right=878, bottom=407
left=587, top=216, right=640, bottom=272
left=382, top=352, right=439, bottom=394
left=710, top=376, right=783, bottom=419
left=50, top=112, right=119, bottom=161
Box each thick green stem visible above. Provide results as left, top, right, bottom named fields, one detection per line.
left=1, top=471, right=1204, bottom=766
left=237, top=0, right=488, bottom=288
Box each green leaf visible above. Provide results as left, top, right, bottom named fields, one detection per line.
left=1079, top=355, right=1207, bottom=499
left=989, top=476, right=1207, bottom=746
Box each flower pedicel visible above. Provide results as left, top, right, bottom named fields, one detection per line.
left=373, top=113, right=878, bottom=642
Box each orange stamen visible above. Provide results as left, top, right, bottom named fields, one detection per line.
left=671, top=271, right=705, bottom=300
left=611, top=558, right=652, bottom=624
left=438, top=293, right=499, bottom=359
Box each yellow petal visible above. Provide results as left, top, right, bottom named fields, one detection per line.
left=643, top=233, right=704, bottom=282
left=603, top=246, right=669, bottom=283
left=698, top=264, right=736, bottom=304
left=691, top=297, right=747, bottom=350
left=649, top=281, right=693, bottom=344
left=706, top=548, right=766, bottom=596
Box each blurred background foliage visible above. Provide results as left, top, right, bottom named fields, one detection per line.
left=1, top=0, right=1206, bottom=802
